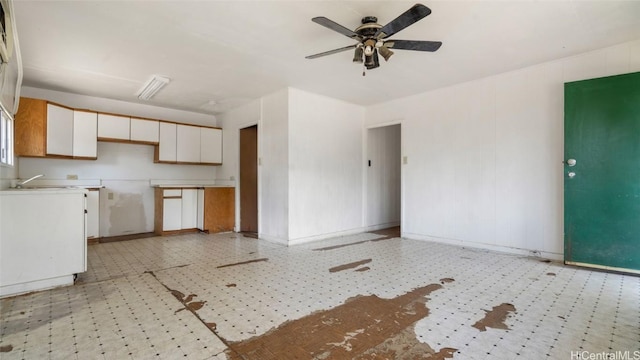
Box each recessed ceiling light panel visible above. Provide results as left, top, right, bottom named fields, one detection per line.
left=136, top=75, right=170, bottom=100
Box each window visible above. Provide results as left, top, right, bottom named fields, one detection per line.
left=0, top=106, right=13, bottom=166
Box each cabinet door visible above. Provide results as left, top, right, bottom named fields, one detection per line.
left=46, top=103, right=73, bottom=156
left=73, top=110, right=97, bottom=158
left=130, top=118, right=159, bottom=143
left=158, top=122, right=177, bottom=162
left=181, top=189, right=198, bottom=229
left=200, top=127, right=222, bottom=164
left=97, top=114, right=130, bottom=140
left=86, top=190, right=100, bottom=239
left=177, top=124, right=201, bottom=163
left=163, top=198, right=182, bottom=231
left=203, top=187, right=235, bottom=233
left=14, top=97, right=47, bottom=157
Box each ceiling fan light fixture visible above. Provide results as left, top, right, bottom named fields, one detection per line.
left=363, top=39, right=376, bottom=56
left=364, top=54, right=374, bottom=68
left=353, top=46, right=363, bottom=63
left=379, top=46, right=394, bottom=61
left=137, top=75, right=171, bottom=100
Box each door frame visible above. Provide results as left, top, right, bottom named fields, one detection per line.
left=238, top=122, right=259, bottom=234
left=364, top=120, right=403, bottom=234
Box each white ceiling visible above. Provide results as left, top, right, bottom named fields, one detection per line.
left=13, top=1, right=640, bottom=115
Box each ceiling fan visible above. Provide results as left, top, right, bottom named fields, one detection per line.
left=306, top=3, right=442, bottom=74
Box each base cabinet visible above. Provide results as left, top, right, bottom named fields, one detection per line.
left=154, top=187, right=234, bottom=235
left=202, top=187, right=235, bottom=233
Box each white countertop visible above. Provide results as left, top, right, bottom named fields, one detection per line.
left=152, top=184, right=234, bottom=188
left=0, top=187, right=89, bottom=195
left=149, top=179, right=235, bottom=188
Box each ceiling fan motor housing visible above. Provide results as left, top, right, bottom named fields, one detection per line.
left=356, top=16, right=382, bottom=38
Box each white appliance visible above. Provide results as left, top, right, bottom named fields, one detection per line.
left=0, top=188, right=87, bottom=298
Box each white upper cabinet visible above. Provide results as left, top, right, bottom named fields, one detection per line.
left=72, top=110, right=97, bottom=158
left=176, top=124, right=201, bottom=163
left=130, top=118, right=159, bottom=143
left=98, top=114, right=130, bottom=140
left=200, top=127, right=222, bottom=164
left=46, top=103, right=73, bottom=156
left=158, top=122, right=177, bottom=162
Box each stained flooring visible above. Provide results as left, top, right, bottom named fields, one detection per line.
left=1, top=229, right=639, bottom=359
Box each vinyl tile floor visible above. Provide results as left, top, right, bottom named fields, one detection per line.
left=1, top=230, right=639, bottom=359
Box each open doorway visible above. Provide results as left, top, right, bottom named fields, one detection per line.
left=240, top=125, right=258, bottom=235
left=366, top=124, right=401, bottom=238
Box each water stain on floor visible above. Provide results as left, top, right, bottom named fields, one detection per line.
left=329, top=259, right=372, bottom=273
left=217, top=258, right=268, bottom=269
left=226, top=283, right=237, bottom=288
left=224, top=282, right=453, bottom=360
left=0, top=344, right=13, bottom=353
left=439, top=278, right=455, bottom=284
left=472, top=303, right=516, bottom=331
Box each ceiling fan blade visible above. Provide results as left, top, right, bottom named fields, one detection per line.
left=385, top=40, right=442, bottom=52
left=312, top=17, right=360, bottom=40
left=306, top=44, right=357, bottom=59
left=374, top=4, right=432, bottom=39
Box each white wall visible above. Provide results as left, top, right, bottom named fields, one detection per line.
left=287, top=88, right=364, bottom=244
left=17, top=88, right=219, bottom=237
left=0, top=164, right=17, bottom=189
left=366, top=124, right=401, bottom=230
left=365, top=39, right=640, bottom=259
left=258, top=89, right=289, bottom=243
left=218, top=88, right=365, bottom=245
left=217, top=99, right=260, bottom=231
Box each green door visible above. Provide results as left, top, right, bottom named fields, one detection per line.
left=564, top=71, right=640, bottom=274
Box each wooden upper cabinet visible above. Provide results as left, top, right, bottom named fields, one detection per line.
left=15, top=97, right=47, bottom=157
left=97, top=113, right=130, bottom=141
left=15, top=98, right=94, bottom=159
left=15, top=97, right=222, bottom=165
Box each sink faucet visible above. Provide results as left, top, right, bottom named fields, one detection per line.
left=16, top=174, right=44, bottom=188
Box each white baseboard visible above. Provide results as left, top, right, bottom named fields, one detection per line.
left=1, top=275, right=75, bottom=298
left=288, top=227, right=366, bottom=246
left=364, top=222, right=400, bottom=232
left=258, top=233, right=288, bottom=246
left=402, top=232, right=563, bottom=261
